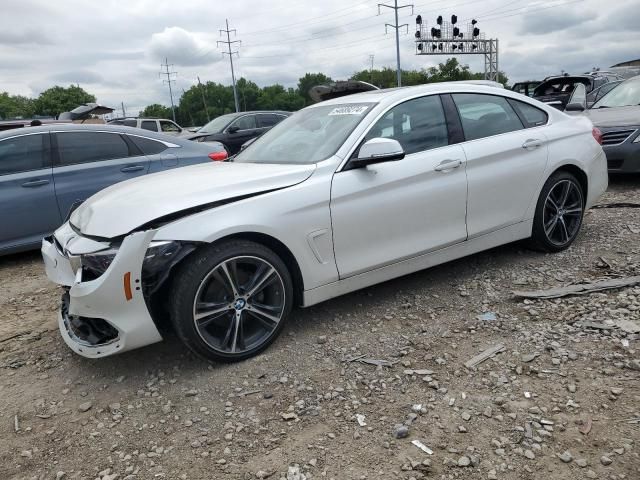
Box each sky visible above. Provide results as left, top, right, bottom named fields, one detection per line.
left=1, top=0, right=639, bottom=115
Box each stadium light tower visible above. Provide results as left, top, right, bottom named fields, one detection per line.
left=414, top=15, right=499, bottom=81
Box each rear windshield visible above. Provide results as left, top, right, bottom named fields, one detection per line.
left=534, top=78, right=591, bottom=96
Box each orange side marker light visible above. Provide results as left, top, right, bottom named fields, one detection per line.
left=124, top=272, right=133, bottom=301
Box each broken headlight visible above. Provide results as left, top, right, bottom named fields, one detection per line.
left=80, top=247, right=120, bottom=280
left=142, top=241, right=198, bottom=296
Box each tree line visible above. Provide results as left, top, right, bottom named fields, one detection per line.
left=1, top=59, right=507, bottom=126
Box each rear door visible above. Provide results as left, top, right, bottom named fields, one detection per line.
left=0, top=132, right=61, bottom=251
left=140, top=120, right=159, bottom=132
left=51, top=131, right=150, bottom=219
left=451, top=93, right=549, bottom=237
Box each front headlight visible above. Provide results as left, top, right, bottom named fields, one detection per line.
left=633, top=133, right=640, bottom=143
left=81, top=247, right=119, bottom=279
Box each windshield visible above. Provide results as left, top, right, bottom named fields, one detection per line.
left=234, top=103, right=375, bottom=164
left=197, top=114, right=237, bottom=134
left=592, top=78, right=640, bottom=109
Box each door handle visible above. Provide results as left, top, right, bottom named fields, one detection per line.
left=21, top=179, right=49, bottom=188
left=121, top=165, right=145, bottom=173
left=434, top=159, right=462, bottom=172
left=522, top=139, right=543, bottom=149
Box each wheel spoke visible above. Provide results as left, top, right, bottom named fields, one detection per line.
left=545, top=217, right=558, bottom=237
left=558, top=181, right=571, bottom=208
left=248, top=304, right=281, bottom=325
left=559, top=217, right=570, bottom=243
left=563, top=207, right=582, bottom=217
left=546, top=197, right=559, bottom=213
left=229, top=312, right=242, bottom=353
left=246, top=264, right=276, bottom=298
left=219, top=261, right=239, bottom=297
left=195, top=302, right=231, bottom=324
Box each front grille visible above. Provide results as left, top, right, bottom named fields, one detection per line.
left=602, top=129, right=637, bottom=146
left=607, top=159, right=624, bottom=170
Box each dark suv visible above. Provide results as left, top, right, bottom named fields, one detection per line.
left=533, top=74, right=621, bottom=110
left=186, top=111, right=290, bottom=154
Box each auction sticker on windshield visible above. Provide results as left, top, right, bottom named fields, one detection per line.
left=328, top=105, right=369, bottom=116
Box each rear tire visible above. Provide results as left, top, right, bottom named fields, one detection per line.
left=168, top=240, right=293, bottom=362
left=528, top=171, right=585, bottom=252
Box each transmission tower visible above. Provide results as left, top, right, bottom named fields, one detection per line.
left=197, top=76, right=211, bottom=122
left=159, top=58, right=177, bottom=121
left=379, top=1, right=414, bottom=87
left=218, top=19, right=240, bottom=113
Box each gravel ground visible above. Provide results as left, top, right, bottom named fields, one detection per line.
left=1, top=177, right=639, bottom=480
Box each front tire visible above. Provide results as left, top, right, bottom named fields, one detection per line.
left=169, top=240, right=293, bottom=362
left=529, top=171, right=585, bottom=252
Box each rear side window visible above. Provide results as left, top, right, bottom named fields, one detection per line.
left=257, top=114, right=285, bottom=128
left=128, top=135, right=169, bottom=155
left=123, top=119, right=137, bottom=127
left=452, top=94, right=524, bottom=141
left=365, top=95, right=448, bottom=155
left=0, top=134, right=47, bottom=175
left=56, top=132, right=130, bottom=166
left=141, top=120, right=158, bottom=132
left=509, top=100, right=548, bottom=127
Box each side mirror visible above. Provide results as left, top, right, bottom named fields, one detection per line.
left=345, top=138, right=405, bottom=171
left=227, top=125, right=240, bottom=134
left=565, top=103, right=585, bottom=112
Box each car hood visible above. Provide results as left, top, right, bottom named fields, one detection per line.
left=70, top=162, right=316, bottom=238
left=586, top=105, right=640, bottom=127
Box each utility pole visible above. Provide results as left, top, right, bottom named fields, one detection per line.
left=218, top=19, right=240, bottom=113
left=197, top=76, right=211, bottom=122
left=159, top=58, right=177, bottom=122
left=379, top=1, right=413, bottom=87
left=121, top=102, right=126, bottom=117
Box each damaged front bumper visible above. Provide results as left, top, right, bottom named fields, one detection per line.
left=42, top=226, right=163, bottom=358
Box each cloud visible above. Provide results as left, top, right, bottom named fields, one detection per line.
left=0, top=28, right=52, bottom=45
left=51, top=70, right=103, bottom=84
left=519, top=9, right=597, bottom=35
left=148, top=27, right=219, bottom=67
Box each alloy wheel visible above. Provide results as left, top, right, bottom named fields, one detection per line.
left=192, top=256, right=285, bottom=355
left=542, top=179, right=583, bottom=247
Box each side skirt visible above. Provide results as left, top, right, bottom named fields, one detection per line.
left=302, top=220, right=533, bottom=307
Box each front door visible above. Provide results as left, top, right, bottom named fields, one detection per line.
left=52, top=131, right=150, bottom=219
left=330, top=95, right=468, bottom=278
left=0, top=132, right=61, bottom=251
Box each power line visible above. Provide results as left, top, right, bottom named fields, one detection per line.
left=159, top=58, right=177, bottom=122
left=218, top=19, right=241, bottom=113
left=379, top=1, right=414, bottom=87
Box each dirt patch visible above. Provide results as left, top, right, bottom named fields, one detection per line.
left=0, top=177, right=638, bottom=480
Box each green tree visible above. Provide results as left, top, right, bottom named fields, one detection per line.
left=34, top=85, right=96, bottom=118
left=297, top=73, right=333, bottom=105
left=0, top=92, right=36, bottom=119
left=140, top=103, right=172, bottom=119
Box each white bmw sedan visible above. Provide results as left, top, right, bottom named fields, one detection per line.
left=42, top=83, right=608, bottom=362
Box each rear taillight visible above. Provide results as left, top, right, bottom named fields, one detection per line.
left=592, top=127, right=603, bottom=145
left=208, top=151, right=228, bottom=161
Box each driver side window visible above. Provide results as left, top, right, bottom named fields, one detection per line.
left=365, top=95, right=448, bottom=155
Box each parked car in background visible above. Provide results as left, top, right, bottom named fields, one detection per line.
left=511, top=81, right=541, bottom=97
left=0, top=124, right=227, bottom=254
left=42, top=83, right=607, bottom=362
left=533, top=74, right=621, bottom=110
left=185, top=111, right=290, bottom=154
left=585, top=76, right=640, bottom=172
left=107, top=117, right=184, bottom=136
left=586, top=80, right=623, bottom=108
